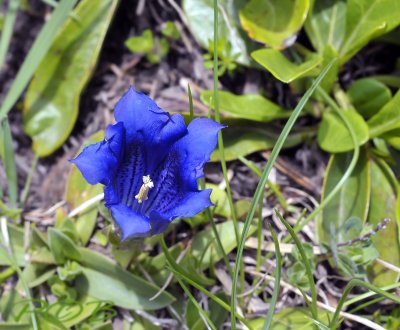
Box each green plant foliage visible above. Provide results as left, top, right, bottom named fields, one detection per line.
left=201, top=90, right=290, bottom=122
left=66, top=131, right=104, bottom=245
left=76, top=248, right=175, bottom=310
left=252, top=49, right=321, bottom=83
left=317, top=110, right=369, bottom=152
left=182, top=0, right=250, bottom=65
left=368, top=89, right=400, bottom=138
left=239, top=0, right=310, bottom=49
left=347, top=78, right=392, bottom=119
left=318, top=151, right=370, bottom=246
left=22, top=0, right=118, bottom=157
left=367, top=160, right=400, bottom=285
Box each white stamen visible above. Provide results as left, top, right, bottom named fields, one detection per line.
left=135, top=175, right=154, bottom=203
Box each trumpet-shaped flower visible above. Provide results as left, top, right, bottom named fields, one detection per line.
left=71, top=87, right=223, bottom=239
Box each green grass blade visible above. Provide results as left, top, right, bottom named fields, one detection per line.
left=0, top=0, right=78, bottom=121
left=0, top=119, right=17, bottom=207
left=230, top=59, right=336, bottom=329
left=263, top=224, right=282, bottom=329
left=0, top=0, right=20, bottom=67
left=330, top=279, right=400, bottom=329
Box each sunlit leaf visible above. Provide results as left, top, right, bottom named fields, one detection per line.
left=252, top=49, right=321, bottom=83
left=317, top=110, right=369, bottom=152
left=240, top=0, right=310, bottom=49
left=23, top=0, right=118, bottom=156
left=201, top=90, right=290, bottom=122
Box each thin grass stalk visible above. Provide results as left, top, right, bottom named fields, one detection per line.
left=230, top=59, right=337, bottom=329
left=20, top=154, right=39, bottom=209
left=262, top=225, right=282, bottom=329
left=212, top=0, right=244, bottom=303
left=330, top=278, right=400, bottom=329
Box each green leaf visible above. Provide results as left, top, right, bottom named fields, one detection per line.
left=367, top=159, right=400, bottom=286
left=239, top=0, right=310, bottom=49
left=340, top=0, right=400, bottom=63
left=201, top=90, right=290, bottom=122
left=125, top=29, right=154, bottom=54
left=66, top=131, right=104, bottom=245
left=0, top=223, right=25, bottom=266
left=381, top=128, right=400, bottom=150
left=304, top=0, right=347, bottom=52
left=182, top=0, right=250, bottom=65
left=211, top=119, right=313, bottom=161
left=318, top=151, right=370, bottom=246
left=48, top=228, right=82, bottom=264
left=347, top=78, right=392, bottom=119
left=368, top=89, right=400, bottom=138
left=317, top=110, right=369, bottom=153
left=76, top=247, right=175, bottom=310
left=252, top=49, right=322, bottom=83
left=22, top=0, right=118, bottom=156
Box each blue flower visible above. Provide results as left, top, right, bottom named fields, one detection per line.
left=71, top=87, right=223, bottom=239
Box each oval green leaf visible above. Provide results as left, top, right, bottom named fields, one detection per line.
left=317, top=110, right=369, bottom=153
left=201, top=90, right=290, bottom=122
left=318, top=151, right=371, bottom=246
left=23, top=0, right=118, bottom=156
left=347, top=78, right=392, bottom=119
left=239, top=0, right=310, bottom=49
left=368, top=89, right=400, bottom=138
left=252, top=49, right=321, bottom=83
left=76, top=247, right=175, bottom=310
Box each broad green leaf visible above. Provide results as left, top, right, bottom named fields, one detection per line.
left=240, top=0, right=310, bottom=49
left=368, top=89, right=400, bottom=138
left=318, top=151, right=370, bottom=245
left=340, top=0, right=400, bottom=63
left=252, top=49, right=321, bottom=83
left=211, top=119, right=313, bottom=161
left=347, top=78, right=392, bottom=119
left=317, top=110, right=369, bottom=153
left=381, top=128, right=400, bottom=150
left=250, top=308, right=330, bottom=329
left=23, top=0, right=118, bottom=156
left=367, top=159, right=400, bottom=286
left=66, top=131, right=104, bottom=245
left=76, top=247, right=175, bottom=310
left=125, top=29, right=154, bottom=54
left=182, top=0, right=250, bottom=64
left=48, top=228, right=82, bottom=264
left=0, top=223, right=25, bottom=266
left=201, top=90, right=290, bottom=122
left=305, top=0, right=346, bottom=52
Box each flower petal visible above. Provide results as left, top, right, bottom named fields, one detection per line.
left=110, top=204, right=151, bottom=240
left=114, top=87, right=187, bottom=171
left=70, top=122, right=125, bottom=185
left=173, top=118, right=224, bottom=190
left=149, top=189, right=213, bottom=234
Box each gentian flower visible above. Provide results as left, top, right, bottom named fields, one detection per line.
left=71, top=87, right=223, bottom=240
